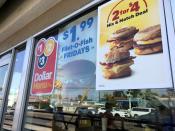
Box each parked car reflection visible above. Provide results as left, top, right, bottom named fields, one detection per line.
left=77, top=106, right=97, bottom=116
left=97, top=107, right=129, bottom=118
left=129, top=107, right=156, bottom=118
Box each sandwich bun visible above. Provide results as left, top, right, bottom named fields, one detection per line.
left=134, top=25, right=161, bottom=42
left=133, top=25, right=162, bottom=55
left=113, top=26, right=139, bottom=39
left=134, top=43, right=162, bottom=55
left=101, top=59, right=134, bottom=79
left=102, top=67, right=131, bottom=79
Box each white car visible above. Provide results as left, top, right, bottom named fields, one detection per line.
left=111, top=109, right=129, bottom=117
left=129, top=107, right=155, bottom=118
left=27, top=105, right=36, bottom=110
left=87, top=107, right=97, bottom=115
left=97, top=107, right=106, bottom=115
left=97, top=107, right=129, bottom=117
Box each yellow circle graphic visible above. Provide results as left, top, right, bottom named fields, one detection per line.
left=44, top=38, right=55, bottom=56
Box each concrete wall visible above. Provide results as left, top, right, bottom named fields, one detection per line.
left=0, top=0, right=92, bottom=53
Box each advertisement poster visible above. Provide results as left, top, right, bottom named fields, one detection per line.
left=56, top=11, right=97, bottom=88
left=31, top=37, right=57, bottom=95
left=96, top=0, right=173, bottom=90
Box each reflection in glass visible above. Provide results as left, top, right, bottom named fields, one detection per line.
left=2, top=48, right=25, bottom=130
left=23, top=11, right=175, bottom=131
left=25, top=85, right=175, bottom=130
left=0, top=65, right=8, bottom=108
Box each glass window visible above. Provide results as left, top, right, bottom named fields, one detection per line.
left=2, top=48, right=26, bottom=131
left=0, top=65, right=8, bottom=109
left=0, top=53, right=11, bottom=120
left=24, top=31, right=58, bottom=131
left=23, top=10, right=175, bottom=131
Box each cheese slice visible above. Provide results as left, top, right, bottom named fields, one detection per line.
left=137, top=37, right=161, bottom=45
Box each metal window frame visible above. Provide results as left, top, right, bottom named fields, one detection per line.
left=0, top=53, right=12, bottom=126
left=0, top=49, right=15, bottom=129
left=0, top=38, right=28, bottom=56
left=0, top=54, right=11, bottom=66
left=20, top=0, right=175, bottom=131
left=164, top=0, right=175, bottom=89
left=12, top=37, right=34, bottom=131
left=0, top=40, right=28, bottom=130
left=169, top=0, right=175, bottom=86
left=0, top=0, right=174, bottom=130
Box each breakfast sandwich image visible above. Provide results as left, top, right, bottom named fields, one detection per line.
left=100, top=47, right=135, bottom=79
left=133, top=24, right=162, bottom=55
left=107, top=26, right=139, bottom=51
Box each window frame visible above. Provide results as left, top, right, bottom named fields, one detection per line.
left=0, top=53, right=12, bottom=128
left=0, top=40, right=29, bottom=130
left=0, top=0, right=174, bottom=130
left=21, top=0, right=175, bottom=130
left=0, top=50, right=14, bottom=129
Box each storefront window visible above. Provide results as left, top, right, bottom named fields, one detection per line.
left=2, top=48, right=26, bottom=130
left=23, top=31, right=58, bottom=130
left=0, top=53, right=11, bottom=117
left=23, top=6, right=175, bottom=131
left=0, top=65, right=8, bottom=109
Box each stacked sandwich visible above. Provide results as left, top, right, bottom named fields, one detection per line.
left=100, top=26, right=138, bottom=79
left=100, top=25, right=162, bottom=79
left=107, top=26, right=139, bottom=51
left=133, top=24, right=162, bottom=55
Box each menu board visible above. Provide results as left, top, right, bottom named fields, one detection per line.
left=31, top=37, right=57, bottom=95
left=56, top=11, right=97, bottom=88
left=96, top=0, right=173, bottom=90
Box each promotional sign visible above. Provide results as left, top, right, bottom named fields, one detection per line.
left=31, top=37, right=57, bottom=95
left=56, top=11, right=97, bottom=88
left=96, top=0, right=173, bottom=90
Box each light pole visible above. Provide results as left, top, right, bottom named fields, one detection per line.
left=127, top=90, right=132, bottom=110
